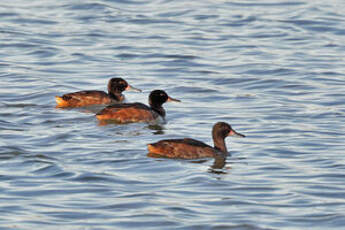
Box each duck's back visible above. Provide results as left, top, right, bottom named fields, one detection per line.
left=147, top=138, right=215, bottom=159
left=56, top=90, right=112, bottom=107
left=96, top=103, right=158, bottom=123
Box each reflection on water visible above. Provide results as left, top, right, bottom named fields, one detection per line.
left=147, top=124, right=165, bottom=135
left=97, top=119, right=166, bottom=130
left=210, top=155, right=227, bottom=171
left=1, top=0, right=345, bottom=229
left=55, top=105, right=105, bottom=114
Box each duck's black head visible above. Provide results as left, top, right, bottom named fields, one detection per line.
left=149, top=90, right=180, bottom=108
left=108, top=77, right=141, bottom=95
left=148, top=90, right=180, bottom=117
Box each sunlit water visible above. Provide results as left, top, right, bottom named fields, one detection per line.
left=1, top=0, right=345, bottom=229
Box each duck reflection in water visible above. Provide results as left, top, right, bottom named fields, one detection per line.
left=208, top=155, right=228, bottom=174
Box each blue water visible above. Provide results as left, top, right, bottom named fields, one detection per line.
left=1, top=0, right=345, bottom=229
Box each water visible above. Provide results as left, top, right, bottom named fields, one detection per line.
left=1, top=0, right=345, bottom=229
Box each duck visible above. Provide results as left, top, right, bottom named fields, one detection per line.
left=147, top=122, right=245, bottom=159
left=96, top=90, right=180, bottom=123
left=55, top=77, right=141, bottom=107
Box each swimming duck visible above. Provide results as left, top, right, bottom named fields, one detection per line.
left=147, top=122, right=245, bottom=159
left=55, top=78, right=141, bottom=107
left=96, top=90, right=180, bottom=123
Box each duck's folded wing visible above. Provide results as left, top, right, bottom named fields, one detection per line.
left=96, top=103, right=156, bottom=122
left=56, top=90, right=110, bottom=107
left=63, top=90, right=108, bottom=101
left=148, top=138, right=214, bottom=159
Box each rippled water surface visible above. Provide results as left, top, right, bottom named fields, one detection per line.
left=1, top=0, right=345, bottom=229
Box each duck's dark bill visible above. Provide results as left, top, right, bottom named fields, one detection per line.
left=228, top=129, right=245, bottom=138
left=167, top=96, right=181, bottom=102
left=126, top=84, right=142, bottom=92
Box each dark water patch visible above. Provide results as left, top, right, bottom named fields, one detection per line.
left=0, top=12, right=18, bottom=18
left=70, top=172, right=117, bottom=183
left=221, top=20, right=257, bottom=28
left=10, top=17, right=58, bottom=25
left=211, top=77, right=258, bottom=86
left=176, top=224, right=271, bottom=230
left=285, top=213, right=345, bottom=228
left=105, top=0, right=149, bottom=5
left=144, top=53, right=198, bottom=60
left=112, top=45, right=136, bottom=50
left=29, top=133, right=74, bottom=147
left=30, top=67, right=79, bottom=74
left=26, top=49, right=59, bottom=58
left=242, top=68, right=297, bottom=77
left=3, top=103, right=39, bottom=108
left=249, top=31, right=289, bottom=39
left=68, top=171, right=151, bottom=187
left=128, top=18, right=182, bottom=25
left=1, top=42, right=39, bottom=49
left=38, top=210, right=112, bottom=221
left=23, top=153, right=58, bottom=162
left=113, top=220, right=179, bottom=229
left=64, top=2, right=111, bottom=11
left=116, top=53, right=140, bottom=59
left=0, top=146, right=30, bottom=157
left=0, top=29, right=31, bottom=37
left=85, top=31, right=109, bottom=38
left=86, top=201, right=152, bottom=211
left=227, top=1, right=305, bottom=7
left=114, top=191, right=160, bottom=200
left=8, top=188, right=112, bottom=197
left=31, top=164, right=64, bottom=176
left=157, top=9, right=193, bottom=18
left=280, top=19, right=336, bottom=26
